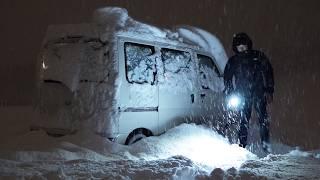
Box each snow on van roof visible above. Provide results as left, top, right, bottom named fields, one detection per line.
left=176, top=26, right=228, bottom=71
left=93, top=7, right=227, bottom=71
left=43, top=7, right=227, bottom=71
left=93, top=7, right=167, bottom=40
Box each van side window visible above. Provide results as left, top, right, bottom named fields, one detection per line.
left=124, top=42, right=156, bottom=84
left=161, top=48, right=191, bottom=74
left=198, top=54, right=220, bottom=89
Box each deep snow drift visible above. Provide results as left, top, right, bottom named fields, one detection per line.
left=0, top=109, right=320, bottom=179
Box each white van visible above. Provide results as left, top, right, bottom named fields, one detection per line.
left=32, top=7, right=228, bottom=145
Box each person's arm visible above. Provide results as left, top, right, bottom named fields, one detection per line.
left=223, top=57, right=234, bottom=95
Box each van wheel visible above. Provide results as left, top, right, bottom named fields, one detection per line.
left=125, top=128, right=153, bottom=145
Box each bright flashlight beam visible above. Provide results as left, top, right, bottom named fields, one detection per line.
left=227, top=95, right=242, bottom=109
left=229, top=97, right=240, bottom=107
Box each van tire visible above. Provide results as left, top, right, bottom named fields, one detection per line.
left=125, top=128, right=153, bottom=145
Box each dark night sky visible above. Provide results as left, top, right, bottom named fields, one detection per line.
left=0, top=0, right=320, bottom=149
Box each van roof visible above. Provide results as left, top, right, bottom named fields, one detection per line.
left=43, top=7, right=227, bottom=71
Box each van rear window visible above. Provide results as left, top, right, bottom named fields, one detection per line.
left=124, top=42, right=156, bottom=84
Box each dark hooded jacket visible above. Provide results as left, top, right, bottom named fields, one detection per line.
left=224, top=33, right=274, bottom=98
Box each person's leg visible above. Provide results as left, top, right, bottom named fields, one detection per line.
left=254, top=96, right=270, bottom=150
left=238, top=98, right=252, bottom=148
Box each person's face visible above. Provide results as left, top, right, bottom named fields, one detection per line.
left=236, top=44, right=248, bottom=52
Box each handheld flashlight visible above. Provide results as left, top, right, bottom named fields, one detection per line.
left=226, top=94, right=244, bottom=110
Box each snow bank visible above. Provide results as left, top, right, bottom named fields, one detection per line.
left=1, top=123, right=256, bottom=171
left=1, top=121, right=320, bottom=179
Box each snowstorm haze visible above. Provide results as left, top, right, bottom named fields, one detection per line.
left=0, top=0, right=319, bottom=149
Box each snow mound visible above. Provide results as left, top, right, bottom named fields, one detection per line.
left=126, top=123, right=257, bottom=172
left=0, top=123, right=256, bottom=173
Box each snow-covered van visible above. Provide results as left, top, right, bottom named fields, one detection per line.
left=32, top=7, right=228, bottom=144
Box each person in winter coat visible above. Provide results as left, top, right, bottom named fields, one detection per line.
left=224, top=32, right=274, bottom=152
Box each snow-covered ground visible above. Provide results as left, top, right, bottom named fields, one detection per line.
left=0, top=107, right=320, bottom=179
left=1, top=7, right=319, bottom=180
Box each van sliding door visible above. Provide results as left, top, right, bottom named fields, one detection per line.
left=158, top=48, right=197, bottom=132
left=118, top=42, right=159, bottom=136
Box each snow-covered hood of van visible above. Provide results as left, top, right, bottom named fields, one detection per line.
left=93, top=7, right=227, bottom=71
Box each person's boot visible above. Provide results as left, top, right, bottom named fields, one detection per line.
left=238, top=134, right=247, bottom=149
left=239, top=143, right=246, bottom=148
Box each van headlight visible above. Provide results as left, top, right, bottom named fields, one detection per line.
left=226, top=94, right=244, bottom=110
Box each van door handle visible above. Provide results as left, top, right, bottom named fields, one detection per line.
left=191, top=94, right=195, bottom=103
left=200, top=94, right=205, bottom=103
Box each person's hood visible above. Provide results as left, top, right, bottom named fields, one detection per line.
left=232, top=32, right=253, bottom=53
